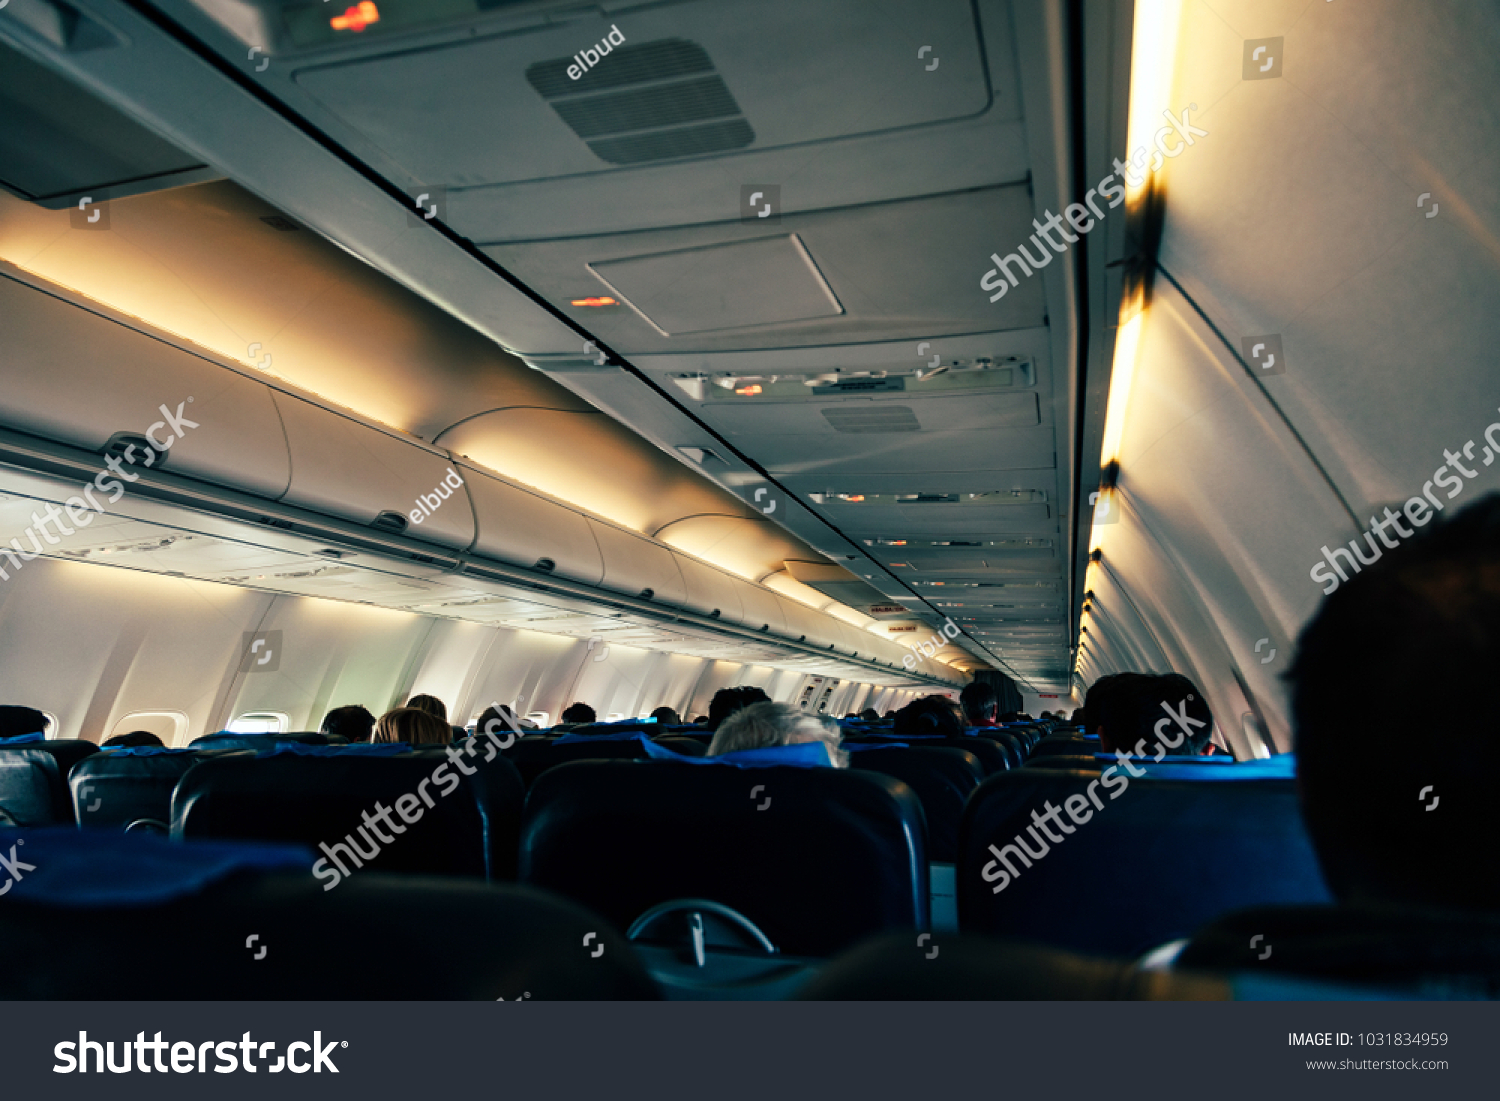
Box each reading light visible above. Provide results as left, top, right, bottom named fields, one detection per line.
left=571, top=296, right=618, bottom=307
left=734, top=384, right=763, bottom=396
left=330, top=1, right=379, bottom=32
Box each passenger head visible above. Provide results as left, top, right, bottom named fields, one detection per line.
left=1083, top=672, right=1144, bottom=747
left=893, top=695, right=966, bottom=739
left=859, top=708, right=881, bottom=721
left=321, top=704, right=376, bottom=744
left=102, top=730, right=163, bottom=748
left=960, top=681, right=998, bottom=726
left=0, top=705, right=49, bottom=739
left=475, top=704, right=523, bottom=742
left=649, top=706, right=680, bottom=725
left=374, top=707, right=450, bottom=746
left=1092, top=673, right=1213, bottom=758
left=1288, top=494, right=1500, bottom=911
left=708, top=701, right=847, bottom=767
left=559, top=702, right=596, bottom=725
left=706, top=686, right=769, bottom=730
left=404, top=694, right=448, bottom=722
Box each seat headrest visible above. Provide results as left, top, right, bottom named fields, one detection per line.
left=172, top=749, right=524, bottom=880
left=959, top=769, right=1331, bottom=957
left=521, top=759, right=928, bottom=957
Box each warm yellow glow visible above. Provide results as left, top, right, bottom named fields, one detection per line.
left=1124, top=0, right=1183, bottom=206
left=825, top=603, right=875, bottom=630
left=760, top=572, right=833, bottom=611
left=1099, top=310, right=1142, bottom=467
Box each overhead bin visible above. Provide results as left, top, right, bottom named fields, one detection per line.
left=456, top=460, right=604, bottom=587
left=0, top=270, right=290, bottom=498
left=729, top=574, right=787, bottom=636
left=271, top=392, right=475, bottom=550
left=669, top=550, right=742, bottom=622
left=586, top=519, right=687, bottom=607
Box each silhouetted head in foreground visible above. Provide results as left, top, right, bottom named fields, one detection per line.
left=1289, top=493, right=1500, bottom=912
left=649, top=706, right=680, bottom=726
left=708, top=701, right=847, bottom=767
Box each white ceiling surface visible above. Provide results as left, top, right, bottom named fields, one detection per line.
left=11, top=0, right=1080, bottom=687
left=1160, top=0, right=1500, bottom=518
left=1077, top=1, right=1500, bottom=749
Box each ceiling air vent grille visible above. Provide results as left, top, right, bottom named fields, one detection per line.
left=821, top=406, right=921, bottom=434
left=526, top=39, right=753, bottom=165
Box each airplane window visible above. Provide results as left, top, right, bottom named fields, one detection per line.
left=109, top=710, right=190, bottom=747
left=39, top=710, right=58, bottom=739
left=225, top=711, right=290, bottom=735
left=524, top=711, right=550, bottom=728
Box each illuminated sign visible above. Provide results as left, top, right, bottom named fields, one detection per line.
left=331, top=2, right=380, bottom=33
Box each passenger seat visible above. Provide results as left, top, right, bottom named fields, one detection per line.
left=0, top=740, right=98, bottom=825
left=958, top=764, right=1331, bottom=956
left=520, top=758, right=928, bottom=959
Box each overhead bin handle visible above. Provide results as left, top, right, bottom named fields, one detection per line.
left=372, top=511, right=408, bottom=533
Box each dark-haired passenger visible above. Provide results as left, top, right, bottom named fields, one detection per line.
left=1287, top=494, right=1500, bottom=911
left=102, top=730, right=164, bottom=748
left=558, top=702, right=597, bottom=726
left=321, top=704, right=376, bottom=744
left=0, top=705, right=49, bottom=740
left=960, top=681, right=1000, bottom=727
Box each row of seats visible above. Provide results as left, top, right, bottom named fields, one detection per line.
left=0, top=720, right=1327, bottom=962
left=1, top=826, right=1482, bottom=999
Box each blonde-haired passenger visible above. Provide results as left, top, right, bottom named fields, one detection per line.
left=373, top=706, right=451, bottom=746
left=706, top=701, right=848, bottom=767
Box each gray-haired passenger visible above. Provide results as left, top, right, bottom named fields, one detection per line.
left=707, top=701, right=848, bottom=767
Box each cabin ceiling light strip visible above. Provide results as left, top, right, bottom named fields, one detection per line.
left=669, top=358, right=1034, bottom=402
left=865, top=537, right=1054, bottom=550
left=808, top=491, right=1045, bottom=506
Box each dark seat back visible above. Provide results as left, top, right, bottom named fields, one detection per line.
left=70, top=750, right=206, bottom=830
left=846, top=745, right=984, bottom=862
left=0, top=827, right=656, bottom=999
left=850, top=734, right=1011, bottom=776
left=1178, top=904, right=1500, bottom=996
left=521, top=759, right=928, bottom=957
left=506, top=734, right=703, bottom=787
left=958, top=767, right=1331, bottom=956
left=0, top=740, right=98, bottom=825
left=172, top=749, right=525, bottom=879
left=188, top=731, right=331, bottom=753
left=1029, top=735, right=1100, bottom=758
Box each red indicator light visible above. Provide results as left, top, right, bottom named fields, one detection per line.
left=331, top=2, right=379, bottom=32
left=734, top=384, right=763, bottom=396
left=570, top=296, right=618, bottom=307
